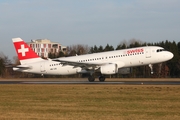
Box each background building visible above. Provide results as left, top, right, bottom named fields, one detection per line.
left=27, top=39, right=67, bottom=58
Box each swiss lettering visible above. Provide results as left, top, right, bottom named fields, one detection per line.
left=127, top=48, right=144, bottom=54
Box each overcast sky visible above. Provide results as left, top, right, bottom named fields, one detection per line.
left=1, top=0, right=180, bottom=60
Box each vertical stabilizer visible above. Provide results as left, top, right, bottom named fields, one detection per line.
left=12, top=38, right=43, bottom=64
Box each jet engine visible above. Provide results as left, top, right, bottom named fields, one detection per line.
left=100, top=63, right=118, bottom=74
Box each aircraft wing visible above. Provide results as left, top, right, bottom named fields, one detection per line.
left=52, top=59, right=125, bottom=71
left=52, top=59, right=105, bottom=70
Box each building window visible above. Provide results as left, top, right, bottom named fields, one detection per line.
left=63, top=48, right=67, bottom=52
left=41, top=53, right=44, bottom=57
left=48, top=44, right=51, bottom=48
left=41, top=48, right=44, bottom=52
left=52, top=44, right=58, bottom=48
left=51, top=48, right=54, bottom=53
left=44, top=44, right=46, bottom=48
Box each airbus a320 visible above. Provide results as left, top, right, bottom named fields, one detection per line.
left=12, top=38, right=173, bottom=82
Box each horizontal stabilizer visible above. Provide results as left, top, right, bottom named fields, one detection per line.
left=13, top=65, right=31, bottom=71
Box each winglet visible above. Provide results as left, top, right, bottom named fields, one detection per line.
left=12, top=37, right=43, bottom=64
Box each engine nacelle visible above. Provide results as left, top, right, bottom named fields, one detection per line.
left=100, top=64, right=118, bottom=75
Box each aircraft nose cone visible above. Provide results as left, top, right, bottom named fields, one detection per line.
left=167, top=52, right=174, bottom=60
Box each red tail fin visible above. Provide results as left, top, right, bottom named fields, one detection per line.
left=12, top=38, right=43, bottom=64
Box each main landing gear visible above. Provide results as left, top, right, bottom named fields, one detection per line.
left=99, top=76, right=105, bottom=82
left=88, top=75, right=95, bottom=82
left=88, top=74, right=105, bottom=82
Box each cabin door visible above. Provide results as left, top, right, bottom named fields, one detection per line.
left=146, top=48, right=151, bottom=58
left=40, top=62, right=46, bottom=72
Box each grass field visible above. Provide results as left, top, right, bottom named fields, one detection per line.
left=0, top=85, right=180, bottom=120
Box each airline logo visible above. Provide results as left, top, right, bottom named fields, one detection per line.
left=127, top=48, right=144, bottom=54
left=13, top=39, right=39, bottom=60
left=18, top=44, right=29, bottom=56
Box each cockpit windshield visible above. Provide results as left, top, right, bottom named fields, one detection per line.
left=156, top=49, right=166, bottom=52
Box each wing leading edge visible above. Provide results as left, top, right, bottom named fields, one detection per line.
left=52, top=59, right=125, bottom=71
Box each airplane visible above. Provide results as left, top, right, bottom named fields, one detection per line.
left=12, top=37, right=174, bottom=82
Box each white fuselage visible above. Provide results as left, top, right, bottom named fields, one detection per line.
left=13, top=46, right=173, bottom=75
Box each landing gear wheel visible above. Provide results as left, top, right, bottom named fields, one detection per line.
left=88, top=75, right=95, bottom=82
left=99, top=76, right=105, bottom=82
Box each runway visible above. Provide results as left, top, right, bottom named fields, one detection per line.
left=0, top=80, right=180, bottom=85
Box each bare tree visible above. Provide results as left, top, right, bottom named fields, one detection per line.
left=0, top=52, right=11, bottom=77
left=67, top=44, right=90, bottom=56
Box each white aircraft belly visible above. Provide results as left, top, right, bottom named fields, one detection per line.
left=45, top=65, right=79, bottom=75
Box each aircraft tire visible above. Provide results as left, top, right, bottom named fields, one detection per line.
left=99, top=76, right=105, bottom=82
left=88, top=75, right=95, bottom=82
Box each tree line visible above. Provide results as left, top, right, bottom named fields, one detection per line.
left=0, top=39, right=180, bottom=78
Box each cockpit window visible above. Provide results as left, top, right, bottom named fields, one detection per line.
left=156, top=49, right=166, bottom=52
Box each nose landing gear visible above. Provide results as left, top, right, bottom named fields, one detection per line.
left=149, top=64, right=153, bottom=74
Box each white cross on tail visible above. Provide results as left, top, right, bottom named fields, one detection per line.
left=18, top=44, right=29, bottom=56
